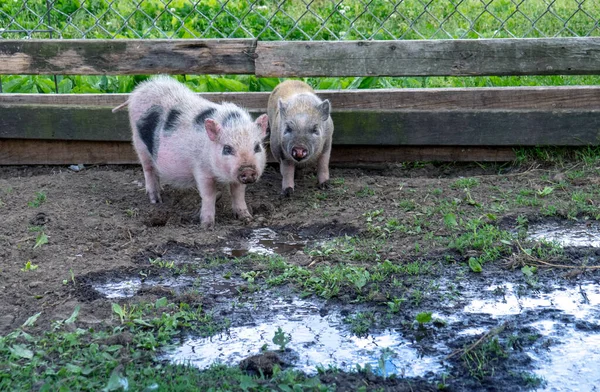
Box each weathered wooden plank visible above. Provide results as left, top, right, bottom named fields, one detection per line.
left=0, top=105, right=130, bottom=141
left=330, top=110, right=600, bottom=146
left=2, top=104, right=599, bottom=146
left=0, top=39, right=256, bottom=75
left=3, top=85, right=600, bottom=110
left=0, top=139, right=515, bottom=165
left=256, top=38, right=600, bottom=77
left=0, top=140, right=138, bottom=165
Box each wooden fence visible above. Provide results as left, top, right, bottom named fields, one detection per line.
left=1, top=38, right=600, bottom=165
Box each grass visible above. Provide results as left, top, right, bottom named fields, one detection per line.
left=1, top=0, right=600, bottom=93
left=0, top=299, right=235, bottom=391
left=27, top=191, right=47, bottom=208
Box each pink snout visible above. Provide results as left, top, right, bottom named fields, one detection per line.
left=238, top=167, right=258, bottom=184
left=292, top=146, right=308, bottom=161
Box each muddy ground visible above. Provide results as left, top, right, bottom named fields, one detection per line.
left=1, top=159, right=599, bottom=391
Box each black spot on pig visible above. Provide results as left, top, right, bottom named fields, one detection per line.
left=194, top=108, right=216, bottom=130
left=137, top=105, right=162, bottom=156
left=222, top=110, right=243, bottom=127
left=163, top=108, right=182, bottom=136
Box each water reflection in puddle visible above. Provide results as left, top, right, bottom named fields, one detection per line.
left=463, top=283, right=600, bottom=319
left=462, top=282, right=600, bottom=391
left=93, top=276, right=197, bottom=298
left=528, top=221, right=600, bottom=247
left=222, top=228, right=307, bottom=257
left=164, top=297, right=444, bottom=377
left=530, top=321, right=600, bottom=392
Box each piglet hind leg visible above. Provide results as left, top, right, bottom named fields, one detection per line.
left=139, top=153, right=162, bottom=203
left=316, top=144, right=332, bottom=190
left=195, top=175, right=218, bottom=229
left=230, top=182, right=252, bottom=224
left=280, top=160, right=296, bottom=197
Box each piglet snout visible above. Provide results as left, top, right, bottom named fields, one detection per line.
left=292, top=146, right=308, bottom=161
left=238, top=166, right=258, bottom=184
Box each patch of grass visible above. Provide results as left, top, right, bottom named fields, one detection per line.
left=355, top=186, right=376, bottom=198
left=307, top=235, right=384, bottom=263
left=514, top=146, right=600, bottom=167
left=124, top=208, right=139, bottom=218
left=449, top=219, right=513, bottom=266
left=266, top=257, right=433, bottom=300
left=27, top=191, right=46, bottom=208
left=344, top=312, right=375, bottom=337
left=462, top=337, right=508, bottom=381
left=451, top=178, right=480, bottom=190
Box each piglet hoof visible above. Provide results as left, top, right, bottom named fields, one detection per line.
left=234, top=210, right=253, bottom=224
left=318, top=180, right=331, bottom=190
left=200, top=219, right=215, bottom=230
left=148, top=193, right=163, bottom=204
left=281, top=187, right=294, bottom=198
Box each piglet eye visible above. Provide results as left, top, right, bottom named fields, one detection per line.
left=312, top=127, right=319, bottom=135
left=284, top=126, right=292, bottom=134
left=254, top=143, right=262, bottom=153
left=222, top=145, right=234, bottom=156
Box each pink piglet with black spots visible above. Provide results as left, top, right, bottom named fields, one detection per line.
left=113, top=76, right=268, bottom=229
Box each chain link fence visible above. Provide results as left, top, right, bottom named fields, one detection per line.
left=1, top=0, right=599, bottom=41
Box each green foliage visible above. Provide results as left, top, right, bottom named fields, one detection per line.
left=27, top=191, right=46, bottom=208
left=272, top=327, right=291, bottom=351
left=449, top=219, right=514, bottom=265
left=33, top=232, right=48, bottom=249
left=344, top=312, right=375, bottom=337
left=415, top=312, right=433, bottom=324
left=20, top=260, right=38, bottom=272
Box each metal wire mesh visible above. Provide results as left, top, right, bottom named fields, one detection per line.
left=1, top=0, right=599, bottom=41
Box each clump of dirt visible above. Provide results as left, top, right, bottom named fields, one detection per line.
left=239, top=351, right=286, bottom=377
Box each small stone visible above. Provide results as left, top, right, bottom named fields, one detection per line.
left=28, top=281, right=43, bottom=288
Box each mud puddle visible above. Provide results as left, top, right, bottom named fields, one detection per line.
left=92, top=273, right=243, bottom=299
left=528, top=221, right=600, bottom=247
left=164, top=296, right=444, bottom=377
left=221, top=228, right=307, bottom=257
left=460, top=282, right=600, bottom=391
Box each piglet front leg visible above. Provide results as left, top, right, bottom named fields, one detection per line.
left=230, top=182, right=252, bottom=223
left=280, top=160, right=296, bottom=197
left=195, top=175, right=218, bottom=229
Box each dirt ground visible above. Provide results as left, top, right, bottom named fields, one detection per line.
left=1, top=160, right=599, bottom=391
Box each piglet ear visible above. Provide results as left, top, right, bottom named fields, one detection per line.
left=317, top=99, right=331, bottom=121
left=278, top=98, right=287, bottom=117
left=204, top=118, right=221, bottom=142
left=255, top=114, right=269, bottom=138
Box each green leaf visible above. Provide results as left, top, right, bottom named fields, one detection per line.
left=58, top=78, right=73, bottom=93
left=133, top=319, right=152, bottom=327
left=33, top=232, right=48, bottom=249
left=10, top=344, right=33, bottom=359
left=22, top=312, right=42, bottom=327
left=36, top=78, right=56, bottom=93
left=65, top=306, right=80, bottom=324
left=239, top=375, right=259, bottom=391
left=103, top=365, right=128, bottom=392
left=65, top=363, right=82, bottom=374
left=415, top=312, right=433, bottom=324
left=216, top=77, right=249, bottom=92
left=468, top=257, right=483, bottom=273
left=155, top=297, right=168, bottom=308
left=443, top=213, right=458, bottom=227
left=521, top=265, right=537, bottom=277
